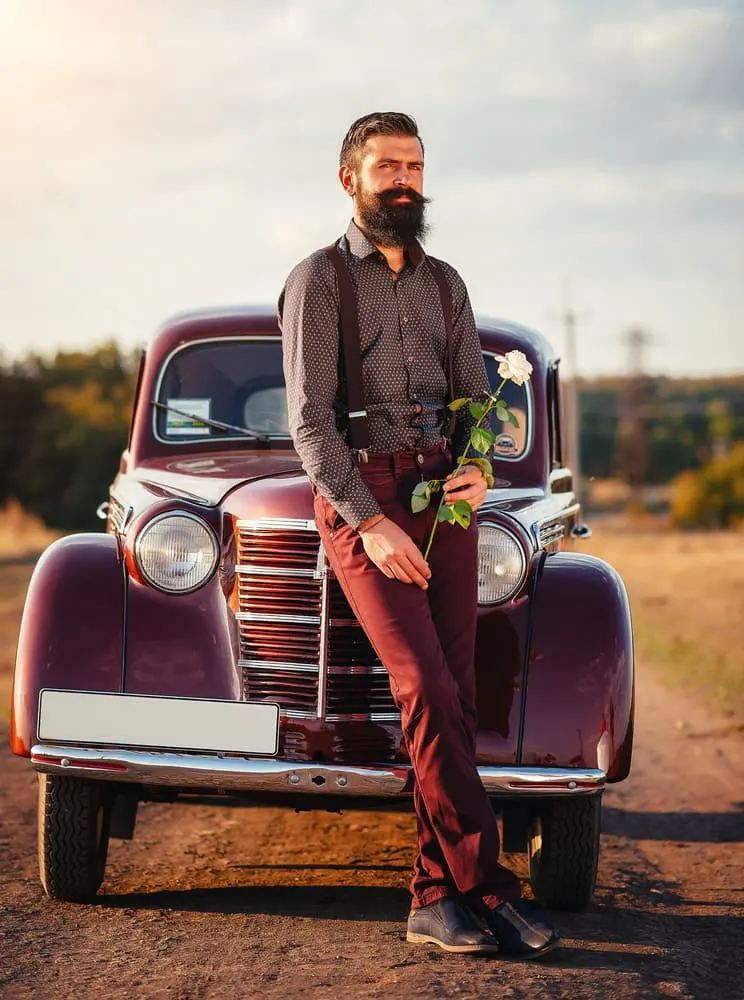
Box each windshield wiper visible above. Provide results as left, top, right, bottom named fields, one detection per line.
left=151, top=400, right=269, bottom=442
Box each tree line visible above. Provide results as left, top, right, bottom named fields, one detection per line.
left=0, top=345, right=742, bottom=531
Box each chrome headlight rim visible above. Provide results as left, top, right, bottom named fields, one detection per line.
left=476, top=518, right=529, bottom=605
left=133, top=510, right=220, bottom=595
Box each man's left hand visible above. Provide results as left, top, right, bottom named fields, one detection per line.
left=442, top=464, right=489, bottom=511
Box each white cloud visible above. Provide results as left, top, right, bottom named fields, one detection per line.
left=0, top=0, right=741, bottom=375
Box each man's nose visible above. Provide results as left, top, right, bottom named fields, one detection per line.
left=394, top=166, right=412, bottom=185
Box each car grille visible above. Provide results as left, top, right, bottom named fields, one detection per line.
left=236, top=518, right=399, bottom=723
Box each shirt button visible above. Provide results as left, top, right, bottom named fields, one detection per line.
left=416, top=453, right=424, bottom=465
left=402, top=316, right=408, bottom=324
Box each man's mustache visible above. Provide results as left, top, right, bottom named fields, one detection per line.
left=378, top=187, right=431, bottom=207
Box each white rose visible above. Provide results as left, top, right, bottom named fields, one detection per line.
left=497, top=350, right=533, bottom=386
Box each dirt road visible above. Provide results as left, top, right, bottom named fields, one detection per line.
left=1, top=664, right=742, bottom=1000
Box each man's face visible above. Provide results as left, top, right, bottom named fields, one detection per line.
left=340, top=134, right=429, bottom=247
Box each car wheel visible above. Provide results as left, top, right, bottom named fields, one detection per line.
left=37, top=773, right=111, bottom=903
left=527, top=795, right=601, bottom=911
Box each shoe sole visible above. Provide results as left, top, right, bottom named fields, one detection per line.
left=500, top=935, right=562, bottom=961
left=406, top=930, right=501, bottom=954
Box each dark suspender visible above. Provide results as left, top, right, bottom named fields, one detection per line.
left=323, top=243, right=456, bottom=450
left=427, top=257, right=457, bottom=441
left=323, top=244, right=371, bottom=451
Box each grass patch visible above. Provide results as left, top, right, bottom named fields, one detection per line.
left=0, top=503, right=62, bottom=726
left=584, top=524, right=744, bottom=725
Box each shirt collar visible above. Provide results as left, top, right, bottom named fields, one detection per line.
left=345, top=219, right=426, bottom=269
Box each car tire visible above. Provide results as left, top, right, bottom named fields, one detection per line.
left=527, top=795, right=601, bottom=911
left=37, top=773, right=111, bottom=903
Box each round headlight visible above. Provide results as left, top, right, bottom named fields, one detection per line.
left=477, top=523, right=527, bottom=604
left=134, top=513, right=219, bottom=593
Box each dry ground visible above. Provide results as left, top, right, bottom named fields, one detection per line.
left=1, top=516, right=743, bottom=998
left=583, top=523, right=744, bottom=726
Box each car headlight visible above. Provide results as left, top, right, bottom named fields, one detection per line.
left=134, top=512, right=219, bottom=593
left=477, top=523, right=527, bottom=604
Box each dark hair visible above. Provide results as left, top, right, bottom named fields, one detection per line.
left=339, top=112, right=423, bottom=169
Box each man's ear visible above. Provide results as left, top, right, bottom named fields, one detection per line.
left=339, top=165, right=355, bottom=197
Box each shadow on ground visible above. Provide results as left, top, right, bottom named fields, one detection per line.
left=603, top=804, right=744, bottom=842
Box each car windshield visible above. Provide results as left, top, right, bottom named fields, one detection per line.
left=154, top=338, right=290, bottom=442
left=154, top=338, right=530, bottom=457
left=482, top=353, right=531, bottom=460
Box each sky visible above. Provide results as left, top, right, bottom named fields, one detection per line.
left=0, top=0, right=742, bottom=376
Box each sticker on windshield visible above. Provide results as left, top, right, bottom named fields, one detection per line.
left=166, top=398, right=212, bottom=435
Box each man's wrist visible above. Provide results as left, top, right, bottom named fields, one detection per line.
left=357, top=513, right=386, bottom=535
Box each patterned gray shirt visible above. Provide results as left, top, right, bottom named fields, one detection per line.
left=278, top=220, right=490, bottom=530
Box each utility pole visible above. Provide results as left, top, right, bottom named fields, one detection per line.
left=559, top=283, right=588, bottom=498
left=615, top=327, right=652, bottom=494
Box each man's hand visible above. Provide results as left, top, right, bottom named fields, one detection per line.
left=360, top=518, right=432, bottom=589
left=442, top=464, right=489, bottom=511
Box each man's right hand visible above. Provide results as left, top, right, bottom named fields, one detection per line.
left=359, top=518, right=432, bottom=589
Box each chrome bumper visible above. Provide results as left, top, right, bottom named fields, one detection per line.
left=30, top=745, right=605, bottom=797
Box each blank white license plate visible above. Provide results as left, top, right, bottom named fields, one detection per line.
left=38, top=690, right=279, bottom=756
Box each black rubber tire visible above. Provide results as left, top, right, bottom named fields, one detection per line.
left=528, top=795, right=602, bottom=911
left=37, top=773, right=111, bottom=903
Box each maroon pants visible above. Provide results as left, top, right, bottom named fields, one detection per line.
left=313, top=446, right=521, bottom=908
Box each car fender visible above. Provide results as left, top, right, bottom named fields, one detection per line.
left=123, top=573, right=242, bottom=701
left=11, top=534, right=125, bottom=757
left=520, top=552, right=634, bottom=780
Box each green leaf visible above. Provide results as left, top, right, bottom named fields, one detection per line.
left=411, top=492, right=431, bottom=513
left=505, top=409, right=520, bottom=428
left=470, top=427, right=497, bottom=454
left=468, top=401, right=487, bottom=420
left=452, top=500, right=472, bottom=529
left=495, top=404, right=509, bottom=423
left=411, top=480, right=432, bottom=513
left=437, top=504, right=456, bottom=523
left=448, top=397, right=471, bottom=412
left=465, top=457, right=494, bottom=488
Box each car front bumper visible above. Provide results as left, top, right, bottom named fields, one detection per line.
left=30, top=744, right=605, bottom=798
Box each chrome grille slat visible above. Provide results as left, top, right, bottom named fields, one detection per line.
left=237, top=521, right=400, bottom=726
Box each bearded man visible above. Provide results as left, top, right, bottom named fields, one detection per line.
left=278, top=112, right=559, bottom=958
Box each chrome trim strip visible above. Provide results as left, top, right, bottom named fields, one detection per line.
left=30, top=746, right=606, bottom=798
left=324, top=712, right=400, bottom=723
left=236, top=612, right=320, bottom=625
left=236, top=565, right=317, bottom=578
left=327, top=664, right=389, bottom=676
left=316, top=547, right=330, bottom=719
left=532, top=503, right=581, bottom=549
left=240, top=660, right=319, bottom=674
left=152, top=336, right=292, bottom=446
left=313, top=542, right=327, bottom=582
left=237, top=518, right=318, bottom=532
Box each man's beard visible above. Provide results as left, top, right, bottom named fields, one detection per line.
left=355, top=185, right=431, bottom=248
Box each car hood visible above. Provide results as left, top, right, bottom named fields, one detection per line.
left=133, top=451, right=304, bottom=506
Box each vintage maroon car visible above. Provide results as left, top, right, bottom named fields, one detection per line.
left=11, top=307, right=633, bottom=910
